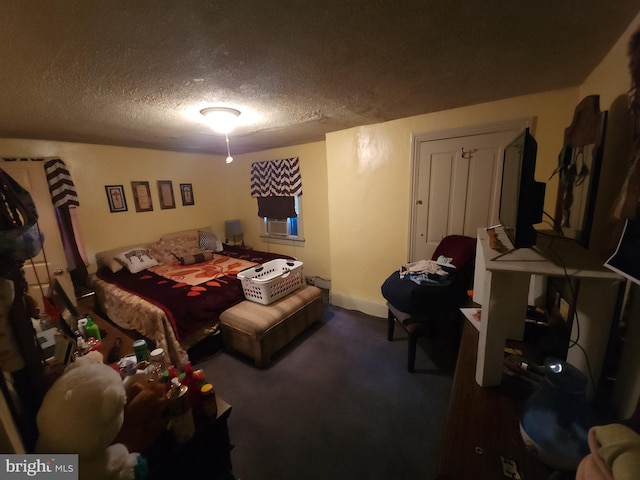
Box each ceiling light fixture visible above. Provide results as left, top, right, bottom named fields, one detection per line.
left=200, top=107, right=241, bottom=134
left=200, top=107, right=241, bottom=164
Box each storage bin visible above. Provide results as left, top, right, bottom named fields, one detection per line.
left=237, top=259, right=304, bottom=305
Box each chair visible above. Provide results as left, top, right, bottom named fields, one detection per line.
left=381, top=235, right=476, bottom=371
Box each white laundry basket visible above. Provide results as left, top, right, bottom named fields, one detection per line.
left=237, top=259, right=304, bottom=305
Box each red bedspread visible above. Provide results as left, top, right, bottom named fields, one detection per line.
left=95, top=247, right=292, bottom=341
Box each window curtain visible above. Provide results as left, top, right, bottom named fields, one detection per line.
left=43, top=159, right=89, bottom=290
left=251, top=157, right=302, bottom=219
left=257, top=196, right=296, bottom=218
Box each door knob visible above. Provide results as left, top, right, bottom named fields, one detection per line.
left=417, top=200, right=423, bottom=205
left=54, top=269, right=64, bottom=276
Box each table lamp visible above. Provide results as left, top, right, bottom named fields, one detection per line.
left=225, top=219, right=244, bottom=246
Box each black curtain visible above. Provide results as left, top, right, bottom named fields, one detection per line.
left=56, top=207, right=89, bottom=288
left=44, top=159, right=89, bottom=291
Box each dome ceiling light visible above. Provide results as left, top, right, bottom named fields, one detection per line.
left=200, top=107, right=241, bottom=163
left=200, top=107, right=241, bottom=134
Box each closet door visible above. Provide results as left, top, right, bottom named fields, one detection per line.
left=410, top=125, right=527, bottom=262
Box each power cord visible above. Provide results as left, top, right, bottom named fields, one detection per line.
left=537, top=229, right=597, bottom=391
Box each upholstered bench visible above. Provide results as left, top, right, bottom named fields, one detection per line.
left=219, top=284, right=323, bottom=367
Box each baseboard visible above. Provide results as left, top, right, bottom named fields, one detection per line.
left=329, top=291, right=387, bottom=318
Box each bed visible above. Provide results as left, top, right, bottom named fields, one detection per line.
left=89, top=227, right=291, bottom=367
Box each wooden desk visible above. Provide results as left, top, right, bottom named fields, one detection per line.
left=437, top=320, right=554, bottom=480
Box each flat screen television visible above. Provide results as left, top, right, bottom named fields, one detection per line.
left=498, top=128, right=546, bottom=249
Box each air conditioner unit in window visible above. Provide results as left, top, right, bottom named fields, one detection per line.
left=267, top=219, right=289, bottom=236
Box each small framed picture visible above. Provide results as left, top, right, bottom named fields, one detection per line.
left=105, top=185, right=127, bottom=213
left=157, top=180, right=175, bottom=210
left=180, top=183, right=195, bottom=206
left=131, top=181, right=153, bottom=212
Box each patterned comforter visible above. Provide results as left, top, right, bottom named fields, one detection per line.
left=90, top=246, right=290, bottom=367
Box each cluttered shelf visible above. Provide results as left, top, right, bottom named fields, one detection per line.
left=77, top=294, right=136, bottom=361
left=57, top=296, right=235, bottom=479
left=472, top=226, right=622, bottom=389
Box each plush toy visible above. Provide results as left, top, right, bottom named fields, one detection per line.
left=114, top=378, right=169, bottom=454
left=36, top=360, right=148, bottom=480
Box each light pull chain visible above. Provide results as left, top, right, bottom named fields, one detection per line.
left=225, top=133, right=234, bottom=164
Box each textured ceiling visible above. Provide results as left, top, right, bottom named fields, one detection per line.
left=1, top=1, right=639, bottom=155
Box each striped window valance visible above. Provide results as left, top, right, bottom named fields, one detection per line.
left=44, top=158, right=79, bottom=208
left=250, top=157, right=302, bottom=197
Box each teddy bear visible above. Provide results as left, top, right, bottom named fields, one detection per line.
left=36, top=358, right=148, bottom=480
left=114, top=377, right=169, bottom=454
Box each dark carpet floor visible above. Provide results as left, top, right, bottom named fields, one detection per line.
left=195, top=300, right=461, bottom=480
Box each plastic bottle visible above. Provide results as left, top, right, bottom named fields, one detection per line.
left=83, top=316, right=101, bottom=341
left=75, top=336, right=86, bottom=357
left=200, top=383, right=218, bottom=418
left=147, top=348, right=166, bottom=381
left=193, top=368, right=205, bottom=386
left=164, top=365, right=178, bottom=390
left=77, top=318, right=88, bottom=338
left=182, top=361, right=204, bottom=419
left=166, top=377, right=195, bottom=442
left=150, top=348, right=166, bottom=371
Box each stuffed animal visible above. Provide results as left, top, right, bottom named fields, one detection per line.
left=114, top=378, right=169, bottom=454
left=36, top=360, right=148, bottom=480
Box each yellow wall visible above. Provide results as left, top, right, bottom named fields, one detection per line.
left=0, top=140, right=224, bottom=270
left=580, top=13, right=640, bottom=259
left=326, top=11, right=640, bottom=317
left=216, top=142, right=331, bottom=280
left=326, top=89, right=580, bottom=316
left=581, top=12, right=640, bottom=419
left=0, top=139, right=330, bottom=279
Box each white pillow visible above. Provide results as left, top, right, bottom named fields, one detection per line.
left=96, top=244, right=144, bottom=273
left=115, top=247, right=159, bottom=274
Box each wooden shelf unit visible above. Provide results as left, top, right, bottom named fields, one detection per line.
left=472, top=227, right=622, bottom=389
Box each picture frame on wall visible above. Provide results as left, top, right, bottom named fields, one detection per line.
left=180, top=183, right=195, bottom=206
left=131, top=181, right=153, bottom=212
left=105, top=185, right=128, bottom=213
left=157, top=180, right=176, bottom=209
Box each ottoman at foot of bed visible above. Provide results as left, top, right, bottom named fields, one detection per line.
left=219, top=284, right=323, bottom=367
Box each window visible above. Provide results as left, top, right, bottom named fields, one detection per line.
left=260, top=195, right=304, bottom=246
left=251, top=157, right=303, bottom=246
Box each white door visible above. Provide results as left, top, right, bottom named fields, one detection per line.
left=1, top=160, right=76, bottom=313
left=410, top=121, right=531, bottom=262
